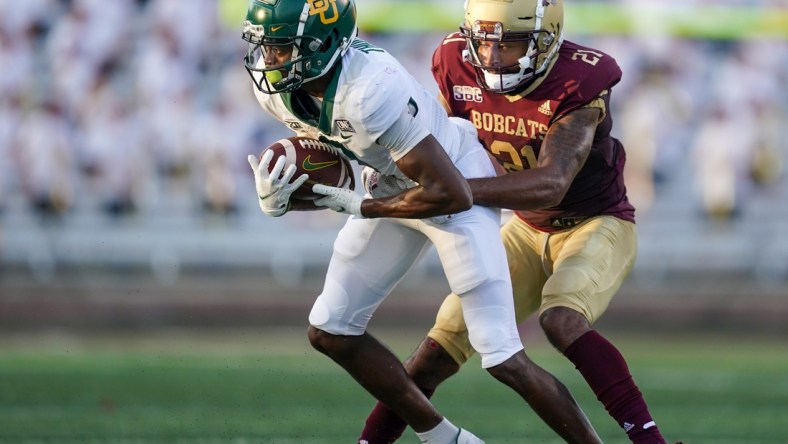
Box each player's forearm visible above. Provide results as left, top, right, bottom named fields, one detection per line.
left=361, top=185, right=471, bottom=219
left=468, top=172, right=567, bottom=211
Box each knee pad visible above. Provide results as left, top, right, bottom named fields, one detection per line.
left=465, top=306, right=510, bottom=354
left=460, top=279, right=523, bottom=368
left=308, top=277, right=372, bottom=336
left=542, top=266, right=596, bottom=322
left=308, top=296, right=338, bottom=333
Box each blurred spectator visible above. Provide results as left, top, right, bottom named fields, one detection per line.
left=77, top=65, right=147, bottom=218
left=690, top=100, right=756, bottom=221
left=689, top=40, right=787, bottom=222
left=749, top=100, right=785, bottom=187
left=135, top=19, right=199, bottom=182
left=15, top=98, right=76, bottom=219
left=45, top=0, right=135, bottom=112
left=0, top=0, right=57, bottom=40
left=0, top=22, right=35, bottom=106
left=0, top=99, right=22, bottom=214
left=189, top=97, right=243, bottom=217
left=618, top=56, right=692, bottom=215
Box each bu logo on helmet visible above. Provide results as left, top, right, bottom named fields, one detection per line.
left=308, top=0, right=339, bottom=24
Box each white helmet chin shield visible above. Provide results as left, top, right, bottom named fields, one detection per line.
left=481, top=53, right=535, bottom=91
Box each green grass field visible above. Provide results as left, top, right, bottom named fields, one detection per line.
left=0, top=328, right=786, bottom=443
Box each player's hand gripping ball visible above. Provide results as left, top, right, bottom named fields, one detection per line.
left=260, top=136, right=355, bottom=200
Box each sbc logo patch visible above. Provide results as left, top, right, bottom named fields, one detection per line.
left=453, top=85, right=483, bottom=103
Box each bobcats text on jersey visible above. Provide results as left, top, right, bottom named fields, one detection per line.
left=469, top=110, right=549, bottom=141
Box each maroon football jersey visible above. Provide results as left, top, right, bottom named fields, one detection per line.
left=432, top=34, right=635, bottom=232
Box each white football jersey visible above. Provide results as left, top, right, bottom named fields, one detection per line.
left=252, top=39, right=464, bottom=179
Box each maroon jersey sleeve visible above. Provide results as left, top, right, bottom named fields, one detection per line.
left=432, top=32, right=468, bottom=111
left=550, top=41, right=623, bottom=121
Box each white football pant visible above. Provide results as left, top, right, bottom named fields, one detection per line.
left=309, top=136, right=523, bottom=368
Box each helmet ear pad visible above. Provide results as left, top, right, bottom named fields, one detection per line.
left=320, top=30, right=338, bottom=52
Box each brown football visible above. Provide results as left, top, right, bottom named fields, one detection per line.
left=261, top=136, right=355, bottom=200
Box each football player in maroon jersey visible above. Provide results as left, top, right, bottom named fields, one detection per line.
left=359, top=0, right=669, bottom=443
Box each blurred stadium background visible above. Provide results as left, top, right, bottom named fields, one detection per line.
left=0, top=0, right=787, bottom=442
left=1, top=0, right=786, bottom=332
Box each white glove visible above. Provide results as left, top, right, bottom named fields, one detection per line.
left=361, top=166, right=411, bottom=198
left=247, top=150, right=308, bottom=217
left=313, top=184, right=365, bottom=218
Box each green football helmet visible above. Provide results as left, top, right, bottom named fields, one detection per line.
left=242, top=0, right=357, bottom=94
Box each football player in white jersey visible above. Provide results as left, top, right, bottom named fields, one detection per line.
left=241, top=1, right=599, bottom=442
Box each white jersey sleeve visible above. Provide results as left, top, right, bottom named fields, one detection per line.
left=376, top=106, right=431, bottom=161
left=342, top=62, right=418, bottom=160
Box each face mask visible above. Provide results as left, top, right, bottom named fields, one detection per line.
left=482, top=69, right=526, bottom=91
left=482, top=51, right=533, bottom=91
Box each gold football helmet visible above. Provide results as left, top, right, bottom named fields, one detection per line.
left=461, top=0, right=564, bottom=93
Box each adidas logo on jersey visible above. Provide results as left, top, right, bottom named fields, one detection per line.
left=538, top=100, right=553, bottom=116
